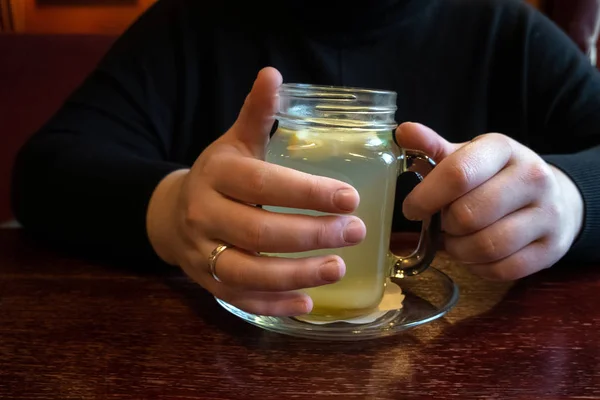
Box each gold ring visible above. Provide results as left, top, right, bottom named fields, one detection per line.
left=208, top=243, right=231, bottom=282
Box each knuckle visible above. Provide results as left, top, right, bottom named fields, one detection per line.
left=200, top=152, right=225, bottom=178
left=183, top=197, right=212, bottom=235
left=481, top=133, right=514, bottom=154
left=543, top=202, right=561, bottom=221
left=448, top=201, right=478, bottom=234
left=183, top=203, right=198, bottom=227
left=523, top=163, right=553, bottom=191
left=183, top=203, right=203, bottom=231
left=245, top=218, right=268, bottom=251
left=303, top=174, right=323, bottom=202
left=475, top=234, right=502, bottom=262
left=447, top=161, right=474, bottom=193
left=472, top=133, right=512, bottom=151
left=247, top=165, right=270, bottom=196
left=314, top=219, right=331, bottom=248
left=229, top=263, right=252, bottom=288
left=227, top=256, right=280, bottom=291
left=222, top=255, right=262, bottom=290
left=489, top=133, right=512, bottom=147
left=290, top=261, right=310, bottom=288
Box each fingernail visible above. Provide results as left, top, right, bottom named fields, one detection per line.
left=395, top=122, right=415, bottom=146
left=397, top=121, right=415, bottom=133
left=402, top=210, right=419, bottom=221
left=403, top=208, right=420, bottom=221
left=334, top=188, right=358, bottom=212
left=343, top=219, right=365, bottom=244
left=293, top=297, right=313, bottom=315
left=402, top=201, right=421, bottom=221
left=318, top=259, right=345, bottom=283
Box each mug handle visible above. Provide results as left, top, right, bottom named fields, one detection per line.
left=390, top=149, right=442, bottom=279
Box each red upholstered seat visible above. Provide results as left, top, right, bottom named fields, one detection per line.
left=0, top=34, right=115, bottom=222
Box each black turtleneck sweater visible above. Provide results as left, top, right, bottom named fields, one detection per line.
left=10, top=0, right=600, bottom=265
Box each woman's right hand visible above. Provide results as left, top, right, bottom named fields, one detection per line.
left=146, top=67, right=366, bottom=317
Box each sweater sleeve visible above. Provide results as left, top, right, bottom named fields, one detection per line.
left=10, top=0, right=192, bottom=264
left=523, top=6, right=600, bottom=262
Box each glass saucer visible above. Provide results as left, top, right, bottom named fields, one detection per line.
left=215, top=266, right=459, bottom=341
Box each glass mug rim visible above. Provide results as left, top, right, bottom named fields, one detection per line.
left=277, top=83, right=398, bottom=131
left=279, top=82, right=397, bottom=97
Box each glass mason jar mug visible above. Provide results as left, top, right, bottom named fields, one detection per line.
left=264, top=83, right=441, bottom=322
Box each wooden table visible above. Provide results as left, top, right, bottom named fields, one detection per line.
left=1, top=229, right=599, bottom=399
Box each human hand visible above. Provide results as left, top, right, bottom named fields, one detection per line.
left=396, top=122, right=584, bottom=280
left=146, top=67, right=366, bottom=316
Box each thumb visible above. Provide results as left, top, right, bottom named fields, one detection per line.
left=395, top=122, right=464, bottom=163
left=229, top=66, right=283, bottom=158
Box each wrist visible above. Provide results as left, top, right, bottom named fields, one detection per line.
left=549, top=165, right=584, bottom=246
left=146, top=168, right=190, bottom=265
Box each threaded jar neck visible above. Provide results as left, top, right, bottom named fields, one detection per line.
left=276, top=83, right=398, bottom=131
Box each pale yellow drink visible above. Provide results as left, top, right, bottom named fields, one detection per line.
left=265, top=126, right=401, bottom=321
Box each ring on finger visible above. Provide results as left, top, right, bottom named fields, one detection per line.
left=208, top=243, right=233, bottom=282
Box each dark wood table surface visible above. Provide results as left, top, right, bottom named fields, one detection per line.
left=1, top=228, right=599, bottom=399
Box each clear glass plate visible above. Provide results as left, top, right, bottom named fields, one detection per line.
left=215, top=266, right=459, bottom=341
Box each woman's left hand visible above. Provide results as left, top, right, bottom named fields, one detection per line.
left=396, top=122, right=584, bottom=280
